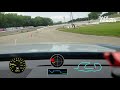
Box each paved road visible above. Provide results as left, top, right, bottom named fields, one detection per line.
left=0, top=26, right=120, bottom=46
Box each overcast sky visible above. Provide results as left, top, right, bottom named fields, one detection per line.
left=5, top=12, right=91, bottom=22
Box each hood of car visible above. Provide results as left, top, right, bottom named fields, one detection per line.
left=0, top=43, right=116, bottom=54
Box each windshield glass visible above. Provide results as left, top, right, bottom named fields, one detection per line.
left=0, top=12, right=120, bottom=53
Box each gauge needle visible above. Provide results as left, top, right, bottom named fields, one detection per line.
left=10, top=63, right=17, bottom=66
left=51, top=58, right=55, bottom=63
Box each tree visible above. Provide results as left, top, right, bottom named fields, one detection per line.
left=0, top=13, right=53, bottom=28
left=54, top=21, right=63, bottom=25
left=88, top=12, right=102, bottom=20
left=68, top=17, right=89, bottom=22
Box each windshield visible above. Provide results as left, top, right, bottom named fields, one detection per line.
left=0, top=12, right=120, bottom=53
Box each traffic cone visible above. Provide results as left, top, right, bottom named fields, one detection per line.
left=31, top=33, right=32, bottom=37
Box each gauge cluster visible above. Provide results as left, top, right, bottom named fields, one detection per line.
left=3, top=53, right=120, bottom=78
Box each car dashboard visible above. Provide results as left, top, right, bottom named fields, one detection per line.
left=0, top=52, right=119, bottom=78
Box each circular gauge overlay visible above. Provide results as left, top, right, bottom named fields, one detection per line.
left=9, top=57, right=26, bottom=73
left=50, top=54, right=64, bottom=67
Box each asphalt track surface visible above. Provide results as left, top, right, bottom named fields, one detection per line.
left=0, top=25, right=120, bottom=45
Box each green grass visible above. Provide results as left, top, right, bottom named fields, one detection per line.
left=59, top=22, right=120, bottom=37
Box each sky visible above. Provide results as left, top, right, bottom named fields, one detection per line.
left=5, top=12, right=90, bottom=22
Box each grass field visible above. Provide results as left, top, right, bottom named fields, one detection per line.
left=59, top=22, right=120, bottom=37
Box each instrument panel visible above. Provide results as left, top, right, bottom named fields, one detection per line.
left=0, top=52, right=120, bottom=78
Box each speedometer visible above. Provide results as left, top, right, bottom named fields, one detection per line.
left=9, top=57, right=26, bottom=73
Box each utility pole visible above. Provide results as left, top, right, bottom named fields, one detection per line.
left=70, top=12, right=73, bottom=24
left=63, top=16, right=65, bottom=23
left=70, top=12, right=75, bottom=28
left=63, top=16, right=65, bottom=28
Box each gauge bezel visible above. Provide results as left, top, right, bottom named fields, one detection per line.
left=9, top=57, right=26, bottom=73
left=50, top=54, right=64, bottom=67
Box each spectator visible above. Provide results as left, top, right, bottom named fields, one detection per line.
left=71, top=23, right=75, bottom=28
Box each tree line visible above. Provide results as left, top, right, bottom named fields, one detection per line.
left=68, top=12, right=118, bottom=23
left=68, top=17, right=89, bottom=23
left=68, top=12, right=102, bottom=22
left=101, top=12, right=118, bottom=17
left=0, top=12, right=53, bottom=28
